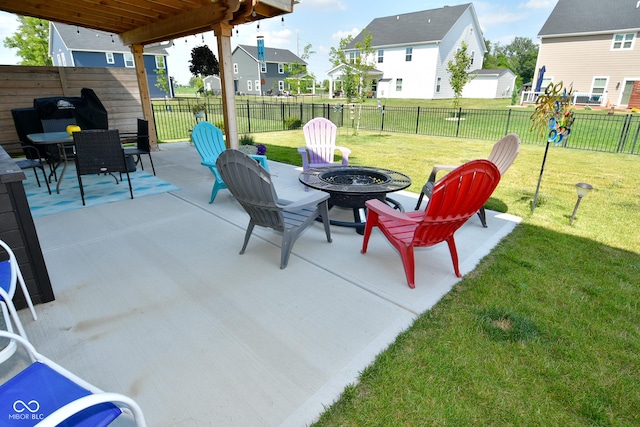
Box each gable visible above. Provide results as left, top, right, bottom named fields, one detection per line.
left=348, top=3, right=473, bottom=48
left=539, top=0, right=640, bottom=37
left=234, top=45, right=305, bottom=64
left=51, top=22, right=169, bottom=55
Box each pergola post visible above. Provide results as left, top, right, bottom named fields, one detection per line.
left=131, top=43, right=159, bottom=150
left=212, top=22, right=238, bottom=149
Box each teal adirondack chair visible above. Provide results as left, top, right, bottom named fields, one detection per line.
left=191, top=121, right=269, bottom=203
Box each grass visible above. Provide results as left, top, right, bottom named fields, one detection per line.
left=248, top=129, right=640, bottom=426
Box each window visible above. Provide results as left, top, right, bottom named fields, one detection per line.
left=155, top=55, right=165, bottom=69
left=105, top=52, right=114, bottom=64
left=405, top=47, right=412, bottom=62
left=436, top=77, right=441, bottom=93
left=255, top=80, right=260, bottom=93
left=470, top=51, right=475, bottom=65
left=247, top=80, right=252, bottom=91
left=396, top=78, right=403, bottom=92
left=278, top=63, right=284, bottom=74
left=612, top=33, right=634, bottom=50
left=60, top=53, right=67, bottom=66
left=233, top=63, right=238, bottom=74
left=349, top=51, right=360, bottom=64
left=278, top=80, right=284, bottom=91
left=591, top=77, right=608, bottom=98
left=124, top=53, right=134, bottom=68
left=260, top=62, right=267, bottom=73
left=377, top=49, right=384, bottom=63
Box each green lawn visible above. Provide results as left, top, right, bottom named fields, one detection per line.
left=247, top=129, right=640, bottom=426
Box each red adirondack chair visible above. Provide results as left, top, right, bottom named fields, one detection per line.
left=361, top=159, right=501, bottom=288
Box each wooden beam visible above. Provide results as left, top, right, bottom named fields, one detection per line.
left=131, top=44, right=158, bottom=150
left=212, top=22, right=238, bottom=149
left=120, top=1, right=235, bottom=45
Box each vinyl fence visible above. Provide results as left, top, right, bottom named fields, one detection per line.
left=152, top=99, right=640, bottom=155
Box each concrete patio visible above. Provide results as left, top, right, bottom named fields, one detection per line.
left=11, top=142, right=519, bottom=426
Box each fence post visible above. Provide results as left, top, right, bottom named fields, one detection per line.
left=505, top=108, right=512, bottom=135
left=415, top=106, right=420, bottom=134
left=247, top=100, right=251, bottom=133
left=455, top=107, right=462, bottom=137
left=617, top=114, right=632, bottom=153
left=381, top=104, right=386, bottom=132
left=281, top=102, right=285, bottom=130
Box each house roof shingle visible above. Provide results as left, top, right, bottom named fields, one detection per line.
left=538, top=0, right=640, bottom=37
left=347, top=3, right=473, bottom=48
left=52, top=22, right=169, bottom=54
left=236, top=45, right=306, bottom=65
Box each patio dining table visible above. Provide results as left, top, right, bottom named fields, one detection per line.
left=27, top=131, right=73, bottom=194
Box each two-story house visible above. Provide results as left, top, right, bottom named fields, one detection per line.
left=328, top=3, right=493, bottom=100
left=232, top=44, right=307, bottom=96
left=49, top=22, right=172, bottom=99
left=534, top=0, right=640, bottom=108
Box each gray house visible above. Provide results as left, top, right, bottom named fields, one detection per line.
left=533, top=0, right=640, bottom=108
left=49, top=22, right=172, bottom=99
left=232, top=44, right=306, bottom=95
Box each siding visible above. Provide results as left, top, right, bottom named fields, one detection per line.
left=535, top=32, right=640, bottom=106
left=0, top=65, right=143, bottom=149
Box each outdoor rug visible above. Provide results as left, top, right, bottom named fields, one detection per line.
left=23, top=164, right=180, bottom=218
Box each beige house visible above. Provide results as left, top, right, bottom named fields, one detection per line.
left=532, top=0, right=640, bottom=108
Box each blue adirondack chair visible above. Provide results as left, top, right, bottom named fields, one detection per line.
left=191, top=121, right=269, bottom=203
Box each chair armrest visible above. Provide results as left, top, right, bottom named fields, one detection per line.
left=335, top=146, right=351, bottom=165
left=297, top=147, right=310, bottom=170
left=428, top=164, right=458, bottom=183
left=278, top=191, right=329, bottom=211
left=0, top=330, right=38, bottom=362
left=365, top=199, right=421, bottom=223
left=35, top=393, right=147, bottom=427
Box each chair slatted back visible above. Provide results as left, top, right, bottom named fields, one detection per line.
left=412, top=160, right=501, bottom=247
left=303, top=117, right=337, bottom=165
left=192, top=121, right=226, bottom=163
left=136, top=118, right=150, bottom=152
left=487, top=133, right=520, bottom=175
left=216, top=150, right=284, bottom=230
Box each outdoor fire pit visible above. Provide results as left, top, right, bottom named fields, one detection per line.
left=299, top=166, right=411, bottom=233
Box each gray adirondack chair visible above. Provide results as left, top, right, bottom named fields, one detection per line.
left=216, top=149, right=332, bottom=269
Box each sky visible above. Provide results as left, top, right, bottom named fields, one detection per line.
left=0, top=0, right=558, bottom=86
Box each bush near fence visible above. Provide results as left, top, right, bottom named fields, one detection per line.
left=151, top=98, right=640, bottom=155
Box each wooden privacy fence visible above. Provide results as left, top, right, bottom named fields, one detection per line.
left=0, top=65, right=144, bottom=150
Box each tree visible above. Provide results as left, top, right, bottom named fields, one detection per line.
left=155, top=68, right=169, bottom=95
left=483, top=40, right=512, bottom=70
left=284, top=43, right=315, bottom=94
left=3, top=16, right=52, bottom=66
left=189, top=45, right=219, bottom=78
left=329, top=30, right=375, bottom=104
left=447, top=41, right=473, bottom=109
left=504, top=37, right=538, bottom=84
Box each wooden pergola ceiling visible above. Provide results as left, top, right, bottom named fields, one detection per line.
left=0, top=0, right=294, bottom=45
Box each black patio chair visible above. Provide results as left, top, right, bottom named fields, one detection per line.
left=5, top=142, right=51, bottom=194
left=123, top=118, right=155, bottom=175
left=73, top=129, right=133, bottom=205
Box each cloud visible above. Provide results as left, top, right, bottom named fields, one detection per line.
left=518, top=0, right=556, bottom=9
left=331, top=28, right=360, bottom=41
left=299, top=0, right=346, bottom=11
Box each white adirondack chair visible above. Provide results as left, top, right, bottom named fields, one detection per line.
left=298, top=117, right=351, bottom=170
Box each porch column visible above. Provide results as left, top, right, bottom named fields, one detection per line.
left=212, top=22, right=238, bottom=149
left=131, top=44, right=158, bottom=150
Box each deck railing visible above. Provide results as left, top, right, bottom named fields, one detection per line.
left=151, top=99, right=640, bottom=155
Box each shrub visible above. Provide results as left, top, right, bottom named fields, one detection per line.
left=214, top=121, right=225, bottom=134
left=239, top=134, right=255, bottom=146
left=284, top=117, right=302, bottom=130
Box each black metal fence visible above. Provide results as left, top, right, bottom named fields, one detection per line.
left=151, top=99, right=640, bottom=155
